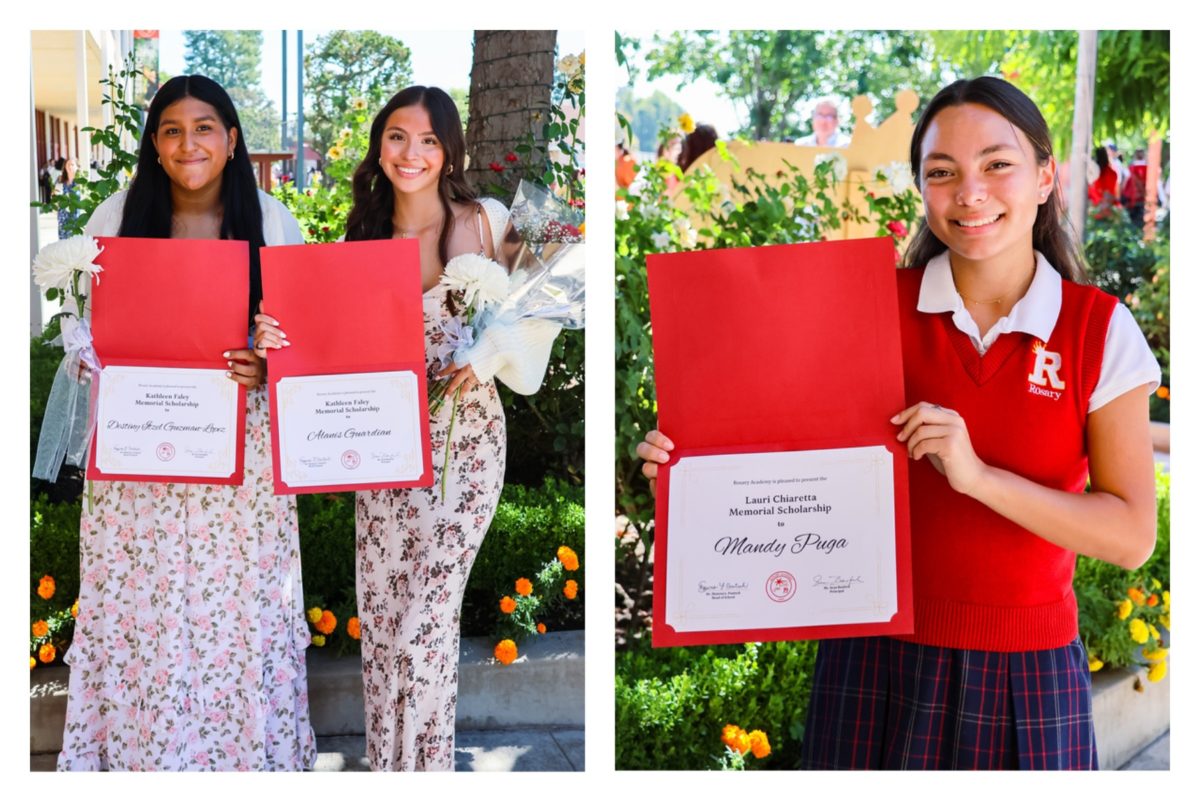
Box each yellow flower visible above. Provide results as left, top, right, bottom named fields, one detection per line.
left=306, top=607, right=322, bottom=624
left=70, top=600, right=79, bottom=618
left=327, top=144, right=344, bottom=161
left=38, top=643, right=56, bottom=664
left=1116, top=599, right=1133, bottom=620
left=1127, top=587, right=1146, bottom=605
left=1088, top=656, right=1104, bottom=672
left=1129, top=618, right=1150, bottom=643
left=32, top=620, right=49, bottom=639
left=1159, top=613, right=1171, bottom=630
left=515, top=577, right=533, bottom=597
left=557, top=545, right=580, bottom=572
left=30, top=656, right=36, bottom=670
left=678, top=113, right=696, bottom=134
left=579, top=51, right=586, bottom=67
left=1147, top=661, right=1167, bottom=683
left=311, top=634, right=326, bottom=647
left=1142, top=646, right=1168, bottom=662
left=748, top=729, right=771, bottom=759
left=1150, top=578, right=1162, bottom=591
left=1148, top=624, right=1161, bottom=642
left=494, top=639, right=517, bottom=665
left=500, top=595, right=517, bottom=614
left=1162, top=590, right=1170, bottom=611
left=578, top=222, right=586, bottom=237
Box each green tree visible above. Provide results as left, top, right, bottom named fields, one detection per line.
left=183, top=30, right=280, bottom=151
left=639, top=30, right=943, bottom=141
left=304, top=31, right=413, bottom=156
left=616, top=87, right=684, bottom=152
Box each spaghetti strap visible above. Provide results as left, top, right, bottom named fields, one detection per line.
left=475, top=203, right=486, bottom=254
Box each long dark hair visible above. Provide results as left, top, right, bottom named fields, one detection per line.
left=903, top=76, right=1088, bottom=284
left=344, top=85, right=475, bottom=265
left=118, top=74, right=266, bottom=328
left=679, top=124, right=718, bottom=173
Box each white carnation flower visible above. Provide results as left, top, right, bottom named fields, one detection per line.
left=815, top=152, right=848, bottom=182
left=32, top=235, right=104, bottom=292
left=440, top=254, right=510, bottom=308
left=882, top=161, right=913, bottom=194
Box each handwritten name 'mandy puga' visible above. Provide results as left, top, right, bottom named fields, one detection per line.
left=730, top=492, right=831, bottom=517
left=713, top=533, right=848, bottom=558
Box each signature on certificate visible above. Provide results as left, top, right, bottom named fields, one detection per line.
left=812, top=574, right=864, bottom=595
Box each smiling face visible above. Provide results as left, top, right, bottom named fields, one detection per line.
left=919, top=103, right=1055, bottom=272
left=379, top=103, right=445, bottom=197
left=150, top=96, right=236, bottom=194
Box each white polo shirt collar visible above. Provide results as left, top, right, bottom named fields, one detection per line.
left=916, top=250, right=1063, bottom=354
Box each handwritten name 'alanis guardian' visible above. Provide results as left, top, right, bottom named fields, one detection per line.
left=730, top=493, right=831, bottom=517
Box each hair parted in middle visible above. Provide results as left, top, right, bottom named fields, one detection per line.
left=344, top=85, right=476, bottom=265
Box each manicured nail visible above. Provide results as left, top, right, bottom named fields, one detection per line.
left=222, top=351, right=231, bottom=358
left=282, top=340, right=291, bottom=347
left=890, top=414, right=900, bottom=423
left=227, top=360, right=234, bottom=368
left=270, top=319, right=280, bottom=326
left=225, top=371, right=233, bottom=378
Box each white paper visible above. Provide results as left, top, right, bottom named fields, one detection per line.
left=275, top=371, right=423, bottom=487
left=94, top=366, right=240, bottom=477
left=665, top=446, right=897, bottom=633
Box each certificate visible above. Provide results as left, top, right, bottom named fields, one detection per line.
left=646, top=238, right=914, bottom=646
left=664, top=447, right=896, bottom=634
left=261, top=239, right=434, bottom=494
left=86, top=237, right=251, bottom=485
left=275, top=371, right=424, bottom=486
left=93, top=366, right=240, bottom=478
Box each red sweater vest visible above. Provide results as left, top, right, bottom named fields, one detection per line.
left=895, top=267, right=1117, bottom=651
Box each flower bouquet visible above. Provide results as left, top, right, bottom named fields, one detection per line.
left=31, top=236, right=105, bottom=485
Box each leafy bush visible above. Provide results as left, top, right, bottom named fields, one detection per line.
left=30, top=495, right=83, bottom=665
left=1084, top=207, right=1158, bottom=301
left=615, top=639, right=818, bottom=770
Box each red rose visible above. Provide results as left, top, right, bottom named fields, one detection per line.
left=886, top=220, right=908, bottom=238
left=505, top=152, right=519, bottom=163
left=489, top=162, right=505, bottom=173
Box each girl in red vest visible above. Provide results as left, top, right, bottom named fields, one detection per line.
left=637, top=77, right=1160, bottom=769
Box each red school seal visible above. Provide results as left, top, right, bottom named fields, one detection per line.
left=766, top=571, right=796, bottom=603
left=156, top=442, right=175, bottom=461
left=341, top=450, right=361, bottom=470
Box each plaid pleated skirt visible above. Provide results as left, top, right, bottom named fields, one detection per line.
left=800, top=636, right=1097, bottom=770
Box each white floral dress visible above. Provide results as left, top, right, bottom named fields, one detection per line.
left=354, top=199, right=508, bottom=771
left=57, top=191, right=316, bottom=771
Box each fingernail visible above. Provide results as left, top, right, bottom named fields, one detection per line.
left=225, top=371, right=233, bottom=378
left=890, top=414, right=900, bottom=423
left=665, top=439, right=674, bottom=449
left=282, top=340, right=291, bottom=347
left=271, top=319, right=280, bottom=326
left=222, top=351, right=231, bottom=358
left=279, top=331, right=287, bottom=338
left=227, top=360, right=234, bottom=368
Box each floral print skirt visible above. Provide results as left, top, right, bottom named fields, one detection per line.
left=354, top=290, right=506, bottom=771
left=58, top=387, right=316, bottom=771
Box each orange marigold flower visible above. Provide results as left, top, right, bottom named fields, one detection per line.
left=38, top=643, right=56, bottom=664
left=494, top=639, right=518, bottom=665
left=316, top=610, right=337, bottom=635
left=500, top=595, right=517, bottom=614
left=347, top=617, right=361, bottom=640
left=1128, top=587, right=1147, bottom=605
left=515, top=577, right=533, bottom=597
left=563, top=579, right=578, bottom=600
left=37, top=575, right=55, bottom=600
left=32, top=620, right=49, bottom=639
left=30, top=656, right=36, bottom=670
left=1146, top=594, right=1159, bottom=607
left=537, top=623, right=547, bottom=634
left=1155, top=385, right=1170, bottom=400
left=748, top=729, right=771, bottom=759
left=721, top=724, right=743, bottom=750
left=557, top=545, right=580, bottom=571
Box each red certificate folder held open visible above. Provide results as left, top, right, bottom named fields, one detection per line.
left=261, top=239, right=433, bottom=495
left=647, top=238, right=913, bottom=647
left=87, top=237, right=250, bottom=485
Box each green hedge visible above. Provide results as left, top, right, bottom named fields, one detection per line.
left=615, top=639, right=818, bottom=770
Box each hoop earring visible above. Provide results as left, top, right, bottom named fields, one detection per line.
left=446, top=165, right=453, bottom=175
left=156, top=156, right=161, bottom=164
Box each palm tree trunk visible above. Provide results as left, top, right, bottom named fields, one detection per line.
left=465, top=30, right=556, bottom=199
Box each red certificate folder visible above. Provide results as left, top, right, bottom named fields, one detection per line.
left=260, top=239, right=433, bottom=495
left=647, top=237, right=913, bottom=647
left=86, top=237, right=250, bottom=485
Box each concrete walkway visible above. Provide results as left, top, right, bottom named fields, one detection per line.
left=1119, top=730, right=1168, bottom=770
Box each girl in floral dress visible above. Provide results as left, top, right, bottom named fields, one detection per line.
left=58, top=75, right=315, bottom=771
left=258, top=85, right=556, bottom=771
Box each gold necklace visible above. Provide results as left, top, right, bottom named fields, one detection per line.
left=394, top=212, right=445, bottom=239
left=952, top=260, right=1036, bottom=306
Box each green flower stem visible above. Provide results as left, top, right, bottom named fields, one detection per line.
left=439, top=384, right=464, bottom=502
